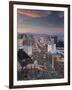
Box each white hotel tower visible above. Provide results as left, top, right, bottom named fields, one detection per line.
left=47, top=38, right=56, bottom=53
left=23, top=35, right=32, bottom=56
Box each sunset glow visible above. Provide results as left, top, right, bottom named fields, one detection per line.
left=17, top=9, right=64, bottom=35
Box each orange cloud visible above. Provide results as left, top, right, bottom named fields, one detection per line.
left=17, top=9, right=52, bottom=18
left=17, top=10, right=40, bottom=17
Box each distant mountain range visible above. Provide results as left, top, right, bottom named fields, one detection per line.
left=17, top=32, right=64, bottom=37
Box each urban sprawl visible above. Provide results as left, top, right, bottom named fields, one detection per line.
left=17, top=33, right=64, bottom=80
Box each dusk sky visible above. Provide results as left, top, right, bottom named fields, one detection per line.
left=17, top=9, right=64, bottom=35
